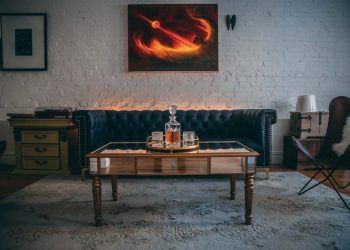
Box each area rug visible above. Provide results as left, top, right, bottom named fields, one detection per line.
left=0, top=172, right=349, bottom=250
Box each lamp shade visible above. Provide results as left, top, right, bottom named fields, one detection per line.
left=296, top=95, right=317, bottom=112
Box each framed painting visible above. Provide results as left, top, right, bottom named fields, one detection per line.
left=1, top=13, right=47, bottom=71
left=128, top=4, right=218, bottom=71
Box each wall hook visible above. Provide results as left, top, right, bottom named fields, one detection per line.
left=231, top=15, right=236, bottom=30
left=225, top=15, right=231, bottom=30
left=225, top=15, right=236, bottom=31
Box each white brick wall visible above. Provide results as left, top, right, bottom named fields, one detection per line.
left=0, top=0, right=349, bottom=163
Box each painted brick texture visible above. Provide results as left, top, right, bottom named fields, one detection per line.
left=0, top=0, right=349, bottom=120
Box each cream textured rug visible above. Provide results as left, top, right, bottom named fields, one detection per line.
left=0, top=172, right=349, bottom=250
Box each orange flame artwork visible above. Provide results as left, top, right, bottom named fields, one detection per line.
left=128, top=4, right=218, bottom=71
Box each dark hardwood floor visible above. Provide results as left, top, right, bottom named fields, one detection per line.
left=0, top=164, right=45, bottom=200
left=299, top=169, right=350, bottom=195
left=0, top=164, right=349, bottom=200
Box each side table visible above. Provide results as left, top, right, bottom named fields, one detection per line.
left=8, top=118, right=79, bottom=174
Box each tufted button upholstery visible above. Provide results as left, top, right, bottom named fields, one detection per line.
left=73, top=109, right=277, bottom=168
left=107, top=111, right=169, bottom=141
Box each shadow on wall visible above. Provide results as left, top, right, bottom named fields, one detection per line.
left=272, top=119, right=290, bottom=165
left=0, top=120, right=14, bottom=165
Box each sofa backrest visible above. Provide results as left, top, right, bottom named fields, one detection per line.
left=106, top=110, right=243, bottom=141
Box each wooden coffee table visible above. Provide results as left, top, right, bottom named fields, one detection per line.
left=87, top=141, right=259, bottom=226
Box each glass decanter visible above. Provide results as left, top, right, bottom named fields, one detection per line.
left=165, top=105, right=181, bottom=148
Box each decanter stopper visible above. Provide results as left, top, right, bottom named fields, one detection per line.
left=169, top=105, right=177, bottom=115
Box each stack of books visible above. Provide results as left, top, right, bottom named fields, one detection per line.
left=34, top=107, right=74, bottom=118
left=7, top=107, right=74, bottom=119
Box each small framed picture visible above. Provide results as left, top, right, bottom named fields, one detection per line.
left=1, top=13, right=47, bottom=71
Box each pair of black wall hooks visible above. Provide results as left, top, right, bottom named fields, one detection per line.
left=225, top=15, right=236, bottom=30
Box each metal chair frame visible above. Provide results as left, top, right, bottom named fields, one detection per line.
left=293, top=136, right=349, bottom=210
left=291, top=96, right=350, bottom=211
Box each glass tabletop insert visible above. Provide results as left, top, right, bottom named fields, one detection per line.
left=90, top=141, right=255, bottom=155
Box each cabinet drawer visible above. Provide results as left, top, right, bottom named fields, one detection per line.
left=22, top=144, right=59, bottom=157
left=137, top=157, right=208, bottom=175
left=23, top=157, right=60, bottom=170
left=22, top=131, right=59, bottom=144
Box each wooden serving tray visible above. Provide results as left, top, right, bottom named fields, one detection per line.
left=146, top=136, right=199, bottom=152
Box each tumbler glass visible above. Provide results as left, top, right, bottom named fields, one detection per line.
left=151, top=131, right=164, bottom=147
left=183, top=131, right=195, bottom=146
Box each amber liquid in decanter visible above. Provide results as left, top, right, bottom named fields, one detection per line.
left=165, top=131, right=180, bottom=145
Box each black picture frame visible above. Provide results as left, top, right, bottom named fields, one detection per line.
left=128, top=4, right=218, bottom=72
left=1, top=13, right=47, bottom=71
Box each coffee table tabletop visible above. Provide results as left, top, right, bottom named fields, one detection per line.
left=87, top=141, right=259, bottom=226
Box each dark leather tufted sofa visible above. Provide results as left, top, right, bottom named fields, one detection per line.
left=72, top=109, right=277, bottom=172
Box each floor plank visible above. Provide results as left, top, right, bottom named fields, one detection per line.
left=0, top=165, right=45, bottom=200
left=299, top=169, right=350, bottom=195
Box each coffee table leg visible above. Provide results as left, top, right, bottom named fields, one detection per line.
left=111, top=176, right=118, bottom=201
left=230, top=175, right=236, bottom=200
left=245, top=173, right=254, bottom=225
left=92, top=176, right=102, bottom=226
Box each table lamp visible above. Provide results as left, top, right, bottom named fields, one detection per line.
left=296, top=95, right=317, bottom=112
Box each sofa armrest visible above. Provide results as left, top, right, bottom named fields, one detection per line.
left=72, top=110, right=110, bottom=168
left=240, top=109, right=277, bottom=167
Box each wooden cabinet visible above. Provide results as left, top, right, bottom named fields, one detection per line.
left=8, top=118, right=78, bottom=174
left=283, top=136, right=324, bottom=170
left=289, top=111, right=328, bottom=139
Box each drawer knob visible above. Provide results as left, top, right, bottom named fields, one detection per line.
left=35, top=160, right=48, bottom=165
left=34, top=134, right=47, bottom=139
left=168, top=162, right=176, bottom=169
left=35, top=147, right=48, bottom=153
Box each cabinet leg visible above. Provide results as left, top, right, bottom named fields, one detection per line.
left=92, top=176, right=102, bottom=226
left=111, top=176, right=118, bottom=201
left=230, top=175, right=236, bottom=200
left=245, top=173, right=254, bottom=225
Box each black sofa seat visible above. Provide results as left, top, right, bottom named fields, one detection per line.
left=72, top=109, right=277, bottom=170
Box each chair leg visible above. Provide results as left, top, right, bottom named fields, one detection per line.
left=292, top=136, right=350, bottom=211
left=302, top=168, right=345, bottom=187
left=339, top=182, right=350, bottom=189
left=333, top=188, right=350, bottom=211
left=322, top=165, right=350, bottom=211
left=325, top=175, right=350, bottom=211
left=300, top=161, right=350, bottom=211
left=310, top=160, right=347, bottom=190
left=299, top=169, right=324, bottom=194
left=298, top=160, right=344, bottom=194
